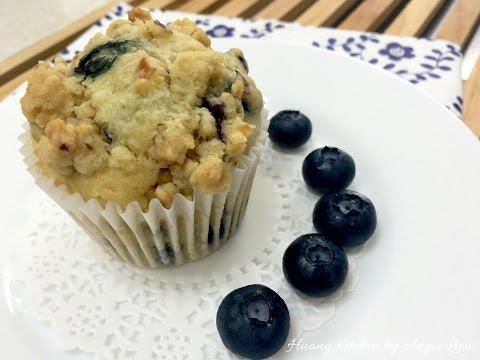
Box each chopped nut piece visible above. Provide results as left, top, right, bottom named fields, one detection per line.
left=128, top=7, right=152, bottom=22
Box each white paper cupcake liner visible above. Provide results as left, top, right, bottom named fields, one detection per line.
left=19, top=110, right=268, bottom=268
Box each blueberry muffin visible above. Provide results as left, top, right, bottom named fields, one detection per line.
left=20, top=8, right=267, bottom=267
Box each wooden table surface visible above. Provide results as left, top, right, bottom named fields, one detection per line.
left=1, top=0, right=479, bottom=135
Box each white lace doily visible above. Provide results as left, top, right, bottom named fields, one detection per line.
left=9, top=140, right=364, bottom=359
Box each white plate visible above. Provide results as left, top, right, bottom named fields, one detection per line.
left=1, top=39, right=480, bottom=359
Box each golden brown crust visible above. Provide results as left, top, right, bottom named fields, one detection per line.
left=21, top=8, right=263, bottom=209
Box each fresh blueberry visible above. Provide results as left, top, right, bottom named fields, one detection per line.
left=268, top=110, right=312, bottom=149
left=313, top=190, right=377, bottom=247
left=216, top=284, right=290, bottom=359
left=283, top=234, right=348, bottom=298
left=302, top=146, right=355, bottom=194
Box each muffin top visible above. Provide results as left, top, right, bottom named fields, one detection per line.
left=21, top=8, right=263, bottom=209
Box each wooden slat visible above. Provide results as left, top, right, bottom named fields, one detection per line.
left=214, top=0, right=258, bottom=16
left=339, top=0, right=406, bottom=31
left=214, top=0, right=269, bottom=17
left=296, top=0, right=360, bottom=27
left=142, top=0, right=183, bottom=8
left=177, top=0, right=222, bottom=13
left=386, top=0, right=448, bottom=36
left=254, top=0, right=309, bottom=21
left=463, top=59, right=480, bottom=136
left=0, top=0, right=144, bottom=89
left=436, top=0, right=480, bottom=49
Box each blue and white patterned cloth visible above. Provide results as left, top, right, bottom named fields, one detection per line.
left=60, top=3, right=464, bottom=117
